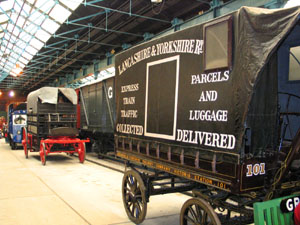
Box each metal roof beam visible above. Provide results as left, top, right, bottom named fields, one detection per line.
left=84, top=2, right=170, bottom=24
left=66, top=10, right=106, bottom=24
left=54, top=26, right=86, bottom=36
left=52, top=33, right=121, bottom=48
left=33, top=52, right=93, bottom=63
left=66, top=21, right=143, bottom=37
left=43, top=45, right=102, bottom=56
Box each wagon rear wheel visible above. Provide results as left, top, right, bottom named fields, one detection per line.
left=40, top=142, right=46, bottom=166
left=122, top=170, right=147, bottom=224
left=78, top=143, right=86, bottom=163
left=180, top=198, right=221, bottom=225
left=22, top=128, right=28, bottom=158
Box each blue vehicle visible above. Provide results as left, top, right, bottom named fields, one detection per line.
left=7, top=103, right=27, bottom=150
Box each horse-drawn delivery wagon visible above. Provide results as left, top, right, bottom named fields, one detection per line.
left=22, top=87, right=89, bottom=165
left=114, top=6, right=300, bottom=224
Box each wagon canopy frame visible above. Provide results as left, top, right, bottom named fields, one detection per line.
left=27, top=87, right=77, bottom=114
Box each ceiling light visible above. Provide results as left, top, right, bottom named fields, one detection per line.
left=151, top=0, right=163, bottom=3
left=9, top=90, right=14, bottom=97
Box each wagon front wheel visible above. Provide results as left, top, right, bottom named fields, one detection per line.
left=78, top=143, right=86, bottom=163
left=180, top=198, right=221, bottom=225
left=122, top=170, right=147, bottom=224
left=22, top=128, right=28, bottom=158
left=40, top=142, right=46, bottom=166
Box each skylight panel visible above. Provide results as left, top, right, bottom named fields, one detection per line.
left=49, top=3, right=71, bottom=24
left=0, top=32, right=4, bottom=38
left=4, top=32, right=10, bottom=41
left=8, top=55, right=17, bottom=63
left=0, top=0, right=13, bottom=11
left=5, top=48, right=10, bottom=54
left=9, top=13, right=18, bottom=23
left=18, top=62, right=25, bottom=69
left=17, top=39, right=27, bottom=49
left=4, top=67, right=11, bottom=74
left=26, top=45, right=38, bottom=55
left=28, top=10, right=43, bottom=24
left=10, top=35, right=17, bottom=43
left=59, top=0, right=83, bottom=11
left=0, top=14, right=8, bottom=23
left=6, top=60, right=14, bottom=68
left=29, top=38, right=44, bottom=49
left=36, top=0, right=55, bottom=14
left=14, top=1, right=22, bottom=13
left=25, top=23, right=38, bottom=35
left=16, top=16, right=25, bottom=28
left=36, top=29, right=51, bottom=42
left=23, top=51, right=34, bottom=61
left=32, top=14, right=46, bottom=26
left=12, top=28, right=20, bottom=37
left=7, top=23, right=15, bottom=33
left=41, top=18, right=60, bottom=33
left=2, top=38, right=8, bottom=46
left=19, top=56, right=29, bottom=65
left=7, top=42, right=13, bottom=50
left=3, top=67, right=9, bottom=73
left=11, top=52, right=19, bottom=60
left=13, top=46, right=22, bottom=55
left=20, top=2, right=31, bottom=17
left=20, top=33, right=32, bottom=43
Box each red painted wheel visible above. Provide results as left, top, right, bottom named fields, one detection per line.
left=78, top=142, right=86, bottom=163
left=40, top=142, right=46, bottom=166
left=22, top=128, right=28, bottom=159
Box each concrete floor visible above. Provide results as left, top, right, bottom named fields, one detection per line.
left=0, top=138, right=190, bottom=225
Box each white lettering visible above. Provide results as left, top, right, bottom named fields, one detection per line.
left=116, top=124, right=143, bottom=135
left=189, top=110, right=228, bottom=122
left=121, top=83, right=139, bottom=93
left=191, top=70, right=230, bottom=84
left=120, top=110, right=138, bottom=118
left=199, top=90, right=218, bottom=102
left=286, top=199, right=294, bottom=211
left=123, top=97, right=135, bottom=105
left=176, top=129, right=236, bottom=150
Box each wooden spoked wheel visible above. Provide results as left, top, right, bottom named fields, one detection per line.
left=78, top=142, right=86, bottom=163
left=40, top=142, right=46, bottom=166
left=180, top=198, right=221, bottom=225
left=122, top=170, right=147, bottom=224
left=22, top=128, right=28, bottom=158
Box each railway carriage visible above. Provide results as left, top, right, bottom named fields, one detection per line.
left=78, top=76, right=115, bottom=157
left=114, top=6, right=300, bottom=224
left=22, top=87, right=89, bottom=165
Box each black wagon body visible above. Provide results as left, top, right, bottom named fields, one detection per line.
left=79, top=76, right=115, bottom=156
left=23, top=87, right=89, bottom=165
left=114, top=6, right=300, bottom=224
